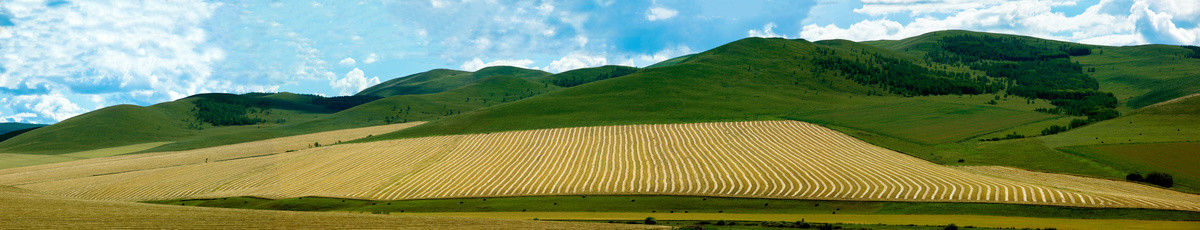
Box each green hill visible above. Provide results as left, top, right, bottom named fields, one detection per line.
left=364, top=37, right=1057, bottom=142
left=287, top=75, right=559, bottom=130
left=533, top=65, right=639, bottom=87
left=352, top=31, right=1200, bottom=194
left=0, top=93, right=368, bottom=155
left=356, top=66, right=551, bottom=97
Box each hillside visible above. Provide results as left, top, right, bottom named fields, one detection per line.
left=366, top=36, right=1058, bottom=141
left=346, top=31, right=1200, bottom=195
left=356, top=66, right=551, bottom=97
left=289, top=75, right=560, bottom=130
left=0, top=93, right=367, bottom=155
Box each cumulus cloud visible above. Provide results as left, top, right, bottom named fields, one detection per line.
left=636, top=45, right=693, bottom=65
left=0, top=0, right=221, bottom=123
left=645, top=6, right=678, bottom=21
left=331, top=68, right=380, bottom=96
left=459, top=58, right=537, bottom=71
left=748, top=22, right=782, bottom=38
left=799, top=0, right=1200, bottom=46
left=2, top=93, right=85, bottom=122
left=364, top=53, right=379, bottom=64
left=547, top=52, right=608, bottom=73
left=339, top=57, right=357, bottom=66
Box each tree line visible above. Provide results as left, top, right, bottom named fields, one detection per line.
left=190, top=98, right=267, bottom=127
left=810, top=48, right=1001, bottom=96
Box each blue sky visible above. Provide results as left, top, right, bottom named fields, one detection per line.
left=1, top=0, right=1198, bottom=124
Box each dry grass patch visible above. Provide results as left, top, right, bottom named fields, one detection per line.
left=0, top=187, right=654, bottom=229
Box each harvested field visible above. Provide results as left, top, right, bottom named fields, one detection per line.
left=0, top=187, right=654, bottom=229
left=0, top=122, right=422, bottom=186
left=3, top=121, right=1199, bottom=212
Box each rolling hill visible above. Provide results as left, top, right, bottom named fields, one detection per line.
left=0, top=92, right=354, bottom=155
left=349, top=31, right=1200, bottom=194
left=356, top=66, right=551, bottom=97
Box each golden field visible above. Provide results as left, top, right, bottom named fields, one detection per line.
left=3, top=121, right=1198, bottom=212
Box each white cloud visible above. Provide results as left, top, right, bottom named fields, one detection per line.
left=799, top=0, right=1200, bottom=46
left=0, top=0, right=221, bottom=123
left=338, top=57, right=357, bottom=66
left=430, top=0, right=449, bottom=8
left=634, top=45, right=693, bottom=67
left=0, top=113, right=37, bottom=123
left=748, top=22, right=783, bottom=38
left=331, top=68, right=380, bottom=96
left=5, top=93, right=85, bottom=122
left=537, top=2, right=554, bottom=15
left=364, top=53, right=379, bottom=64
left=645, top=7, right=678, bottom=21
left=547, top=52, right=608, bottom=73
left=459, top=58, right=537, bottom=71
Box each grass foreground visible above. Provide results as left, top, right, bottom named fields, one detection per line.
left=146, top=195, right=1200, bottom=221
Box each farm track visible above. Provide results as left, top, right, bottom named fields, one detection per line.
left=3, top=121, right=1199, bottom=211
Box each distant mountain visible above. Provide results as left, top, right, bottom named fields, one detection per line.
left=357, top=66, right=551, bottom=97
left=0, top=93, right=362, bottom=155
left=0, top=123, right=45, bottom=136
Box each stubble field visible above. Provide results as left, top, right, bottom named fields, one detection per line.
left=2, top=120, right=1197, bottom=212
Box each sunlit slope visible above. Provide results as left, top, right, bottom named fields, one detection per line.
left=357, top=66, right=551, bottom=97
left=0, top=92, right=385, bottom=156
left=370, top=37, right=1055, bottom=142
left=8, top=121, right=1198, bottom=212
left=1039, top=93, right=1200, bottom=192
left=290, top=75, right=559, bottom=129
left=0, top=187, right=650, bottom=230
left=868, top=30, right=1200, bottom=109
left=0, top=122, right=422, bottom=186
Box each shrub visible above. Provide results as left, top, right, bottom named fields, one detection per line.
left=644, top=217, right=657, bottom=225
left=945, top=223, right=959, bottom=230
left=1145, top=172, right=1174, bottom=188
left=1126, top=173, right=1143, bottom=182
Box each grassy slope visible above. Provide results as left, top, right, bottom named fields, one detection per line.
left=290, top=75, right=560, bottom=130
left=0, top=93, right=346, bottom=155
left=148, top=195, right=1200, bottom=221
left=357, top=66, right=551, bottom=97
left=863, top=30, right=1200, bottom=193
left=531, top=65, right=639, bottom=87
left=1044, top=94, right=1200, bottom=192
left=644, top=54, right=695, bottom=68
left=364, top=37, right=1054, bottom=144
left=1073, top=45, right=1200, bottom=109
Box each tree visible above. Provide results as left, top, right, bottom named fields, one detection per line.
left=643, top=217, right=657, bottom=225
left=1145, top=172, right=1174, bottom=188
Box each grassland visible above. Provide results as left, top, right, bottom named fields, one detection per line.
left=0, top=142, right=170, bottom=169
left=0, top=122, right=422, bottom=186
left=10, top=121, right=1199, bottom=212
left=151, top=195, right=1200, bottom=229
left=357, top=66, right=550, bottom=97
left=791, top=100, right=1056, bottom=144
left=0, top=187, right=651, bottom=229
left=365, top=37, right=1058, bottom=144
left=148, top=195, right=1200, bottom=221
left=422, top=212, right=1200, bottom=230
